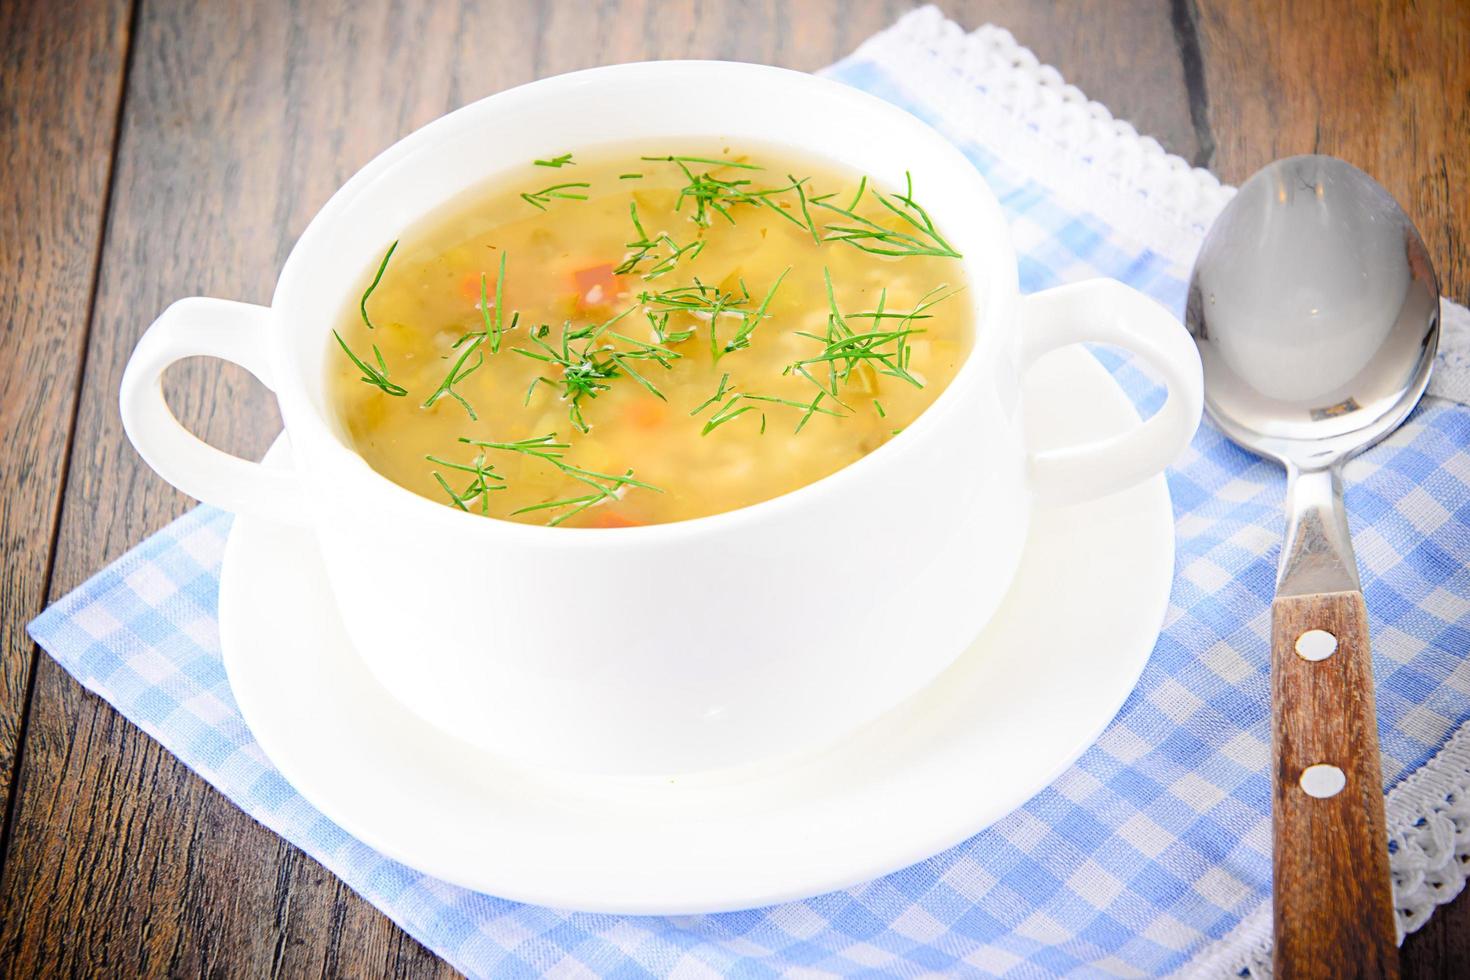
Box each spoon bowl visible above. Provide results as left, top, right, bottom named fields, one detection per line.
left=1186, top=155, right=1440, bottom=471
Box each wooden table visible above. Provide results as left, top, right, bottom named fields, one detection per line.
left=2, top=0, right=1465, bottom=974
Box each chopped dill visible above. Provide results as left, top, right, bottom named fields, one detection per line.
left=422, top=335, right=482, bottom=419
left=795, top=390, right=834, bottom=434
left=333, top=240, right=408, bottom=395
left=483, top=251, right=509, bottom=353
left=452, top=433, right=662, bottom=526
left=641, top=154, right=762, bottom=170
left=422, top=253, right=517, bottom=419
left=646, top=309, right=695, bottom=346
left=785, top=270, right=959, bottom=398
left=613, top=201, right=705, bottom=279
left=427, top=452, right=504, bottom=513
left=722, top=267, right=789, bottom=358
left=808, top=172, right=961, bottom=258
left=700, top=397, right=761, bottom=434
left=618, top=172, right=643, bottom=180
left=874, top=399, right=886, bottom=418
left=639, top=278, right=748, bottom=317
left=640, top=155, right=804, bottom=229
left=638, top=279, right=748, bottom=362
left=789, top=176, right=820, bottom=245
left=521, top=181, right=591, bottom=211
left=514, top=309, right=678, bottom=431
left=533, top=153, right=574, bottom=168
left=638, top=269, right=786, bottom=363
left=332, top=330, right=407, bottom=397
left=689, top=373, right=735, bottom=416
left=690, top=372, right=840, bottom=435
left=359, top=240, right=397, bottom=330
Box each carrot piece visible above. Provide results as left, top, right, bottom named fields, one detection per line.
left=587, top=511, right=643, bottom=529
left=571, top=263, right=624, bottom=310
left=625, top=396, right=668, bottom=429
left=459, top=271, right=483, bottom=303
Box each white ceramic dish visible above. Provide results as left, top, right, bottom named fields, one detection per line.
left=125, top=61, right=1201, bottom=775
left=220, top=345, right=1175, bottom=914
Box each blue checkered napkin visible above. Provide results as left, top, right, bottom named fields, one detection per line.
left=29, top=8, right=1470, bottom=978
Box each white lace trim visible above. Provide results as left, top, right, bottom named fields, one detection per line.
left=844, top=7, right=1470, bottom=972
left=846, top=5, right=1470, bottom=406
left=1388, top=724, right=1470, bottom=937
left=848, top=5, right=1234, bottom=254
left=1437, top=301, right=1470, bottom=405
left=1181, top=725, right=1470, bottom=977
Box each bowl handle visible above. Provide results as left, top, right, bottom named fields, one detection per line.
left=119, top=297, right=307, bottom=525
left=1021, top=279, right=1204, bottom=506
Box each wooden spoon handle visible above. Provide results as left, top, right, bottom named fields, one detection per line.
left=1272, top=591, right=1398, bottom=978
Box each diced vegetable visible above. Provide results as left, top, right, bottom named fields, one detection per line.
left=572, top=263, right=624, bottom=310
left=586, top=510, right=643, bottom=529
left=459, top=271, right=484, bottom=303
left=625, top=396, right=669, bottom=429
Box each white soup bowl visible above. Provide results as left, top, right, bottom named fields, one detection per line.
left=120, top=62, right=1203, bottom=774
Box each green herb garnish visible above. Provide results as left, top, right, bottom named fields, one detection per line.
left=639, top=279, right=747, bottom=361
left=453, top=433, right=662, bottom=526
left=359, top=240, right=397, bottom=330
left=618, top=172, right=642, bottom=180
left=427, top=452, right=504, bottom=513
left=422, top=334, right=483, bottom=419
left=422, top=253, right=516, bottom=419
left=790, top=176, right=820, bottom=245
left=514, top=310, right=678, bottom=431
left=645, top=309, right=694, bottom=346
left=332, top=330, right=407, bottom=397
left=796, top=390, right=835, bottom=434
left=641, top=155, right=762, bottom=170
left=637, top=270, right=787, bottom=363
left=786, top=271, right=958, bottom=398
left=521, top=181, right=591, bottom=211
left=809, top=172, right=961, bottom=258
left=721, top=267, right=788, bottom=357
left=483, top=251, right=509, bottom=353
left=690, top=372, right=841, bottom=435
left=534, top=153, right=574, bottom=168
left=614, top=202, right=706, bottom=279
left=640, top=155, right=804, bottom=229
left=333, top=240, right=406, bottom=394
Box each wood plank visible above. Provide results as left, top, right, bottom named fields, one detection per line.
left=1193, top=1, right=1470, bottom=970
left=1194, top=0, right=1470, bottom=302
left=0, top=0, right=133, bottom=850
left=0, top=0, right=1192, bottom=974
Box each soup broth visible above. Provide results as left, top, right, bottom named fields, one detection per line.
left=328, top=143, right=973, bottom=527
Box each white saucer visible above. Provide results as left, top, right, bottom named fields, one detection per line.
left=219, top=345, right=1175, bottom=914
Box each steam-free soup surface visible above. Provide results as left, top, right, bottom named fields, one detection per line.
left=329, top=143, right=973, bottom=527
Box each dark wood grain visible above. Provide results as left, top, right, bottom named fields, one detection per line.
left=0, top=0, right=133, bottom=849
left=1272, top=591, right=1397, bottom=979
left=1194, top=0, right=1470, bottom=303
left=0, top=0, right=1463, bottom=975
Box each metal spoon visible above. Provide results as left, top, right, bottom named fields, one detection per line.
left=1186, top=155, right=1439, bottom=980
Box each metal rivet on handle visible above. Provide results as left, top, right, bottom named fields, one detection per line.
left=1299, top=764, right=1347, bottom=798
left=1295, top=629, right=1338, bottom=662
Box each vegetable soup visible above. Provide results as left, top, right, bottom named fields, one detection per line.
left=328, top=143, right=973, bottom=527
